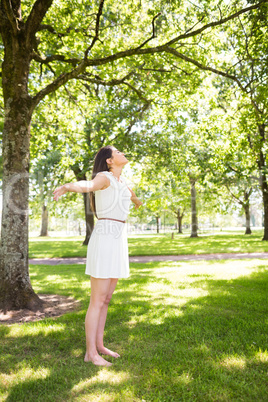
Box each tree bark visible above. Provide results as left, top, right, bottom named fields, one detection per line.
left=244, top=204, right=251, bottom=235
left=257, top=125, right=268, bottom=241
left=261, top=184, right=268, bottom=240
left=189, top=177, right=198, bottom=238
left=40, top=204, right=49, bottom=236
left=0, top=29, right=43, bottom=310
left=156, top=215, right=160, bottom=233
left=177, top=208, right=184, bottom=234
left=242, top=190, right=251, bottom=235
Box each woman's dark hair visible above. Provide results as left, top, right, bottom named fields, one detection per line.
left=90, top=146, right=113, bottom=217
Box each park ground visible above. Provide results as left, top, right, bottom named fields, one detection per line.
left=0, top=231, right=267, bottom=401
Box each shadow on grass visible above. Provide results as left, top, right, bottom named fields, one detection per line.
left=1, top=264, right=268, bottom=401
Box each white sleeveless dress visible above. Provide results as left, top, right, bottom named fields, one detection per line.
left=85, top=171, right=131, bottom=278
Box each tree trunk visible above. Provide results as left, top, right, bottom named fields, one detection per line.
left=0, top=15, right=43, bottom=311
left=40, top=204, right=49, bottom=236
left=260, top=175, right=268, bottom=240
left=243, top=191, right=252, bottom=235
left=0, top=79, right=39, bottom=308
left=178, top=216, right=183, bottom=233
left=244, top=206, right=251, bottom=235
left=156, top=215, right=160, bottom=233
left=190, top=177, right=198, bottom=238
left=177, top=208, right=184, bottom=234
left=257, top=126, right=268, bottom=240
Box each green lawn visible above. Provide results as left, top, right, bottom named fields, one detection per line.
left=1, top=259, right=267, bottom=401
left=29, top=231, right=268, bottom=258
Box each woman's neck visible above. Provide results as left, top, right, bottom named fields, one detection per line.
left=110, top=166, right=123, bottom=180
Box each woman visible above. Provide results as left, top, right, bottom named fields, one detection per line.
left=53, top=146, right=142, bottom=366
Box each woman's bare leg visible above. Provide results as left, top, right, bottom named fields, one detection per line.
left=84, top=277, right=112, bottom=366
left=96, top=278, right=119, bottom=358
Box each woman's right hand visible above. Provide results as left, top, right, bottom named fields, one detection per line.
left=53, top=185, right=68, bottom=201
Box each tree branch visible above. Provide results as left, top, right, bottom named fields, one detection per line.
left=238, top=14, right=254, bottom=63
left=164, top=0, right=268, bottom=48
left=77, top=71, right=134, bottom=87
left=84, top=0, right=105, bottom=58
left=184, top=15, right=205, bottom=35
left=2, top=0, right=18, bottom=34
left=247, top=187, right=253, bottom=198
left=80, top=71, right=152, bottom=134
left=30, top=61, right=87, bottom=113
left=225, top=184, right=244, bottom=206
left=164, top=46, right=246, bottom=91
left=37, top=23, right=57, bottom=34
left=122, top=81, right=151, bottom=104
left=173, top=207, right=185, bottom=219
left=78, top=71, right=152, bottom=104
left=30, top=0, right=267, bottom=110
left=37, top=23, right=95, bottom=39
left=25, top=0, right=53, bottom=47
left=226, top=164, right=259, bottom=183
left=139, top=67, right=173, bottom=73
left=217, top=4, right=223, bottom=21
left=31, top=51, right=80, bottom=66
left=226, top=164, right=241, bottom=175
left=80, top=1, right=267, bottom=69
left=164, top=47, right=264, bottom=118
left=64, top=86, right=86, bottom=118
left=134, top=12, right=161, bottom=50
left=124, top=102, right=151, bottom=136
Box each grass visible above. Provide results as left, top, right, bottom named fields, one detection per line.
left=1, top=259, right=268, bottom=401
left=29, top=230, right=268, bottom=259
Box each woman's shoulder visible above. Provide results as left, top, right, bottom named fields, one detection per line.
left=96, top=171, right=127, bottom=186
left=96, top=171, right=112, bottom=178
left=96, top=171, right=114, bottom=185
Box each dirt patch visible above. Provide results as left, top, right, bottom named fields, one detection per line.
left=0, top=294, right=81, bottom=325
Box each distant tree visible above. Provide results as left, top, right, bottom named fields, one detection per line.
left=31, top=150, right=63, bottom=236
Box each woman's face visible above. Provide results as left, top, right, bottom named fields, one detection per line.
left=110, top=147, right=128, bottom=166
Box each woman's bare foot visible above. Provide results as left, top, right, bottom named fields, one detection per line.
left=84, top=352, right=112, bottom=366
left=97, top=346, right=120, bottom=358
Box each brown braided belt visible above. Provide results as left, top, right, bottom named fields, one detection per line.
left=98, top=218, right=126, bottom=224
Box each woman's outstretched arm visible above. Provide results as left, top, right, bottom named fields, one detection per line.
left=53, top=174, right=109, bottom=201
